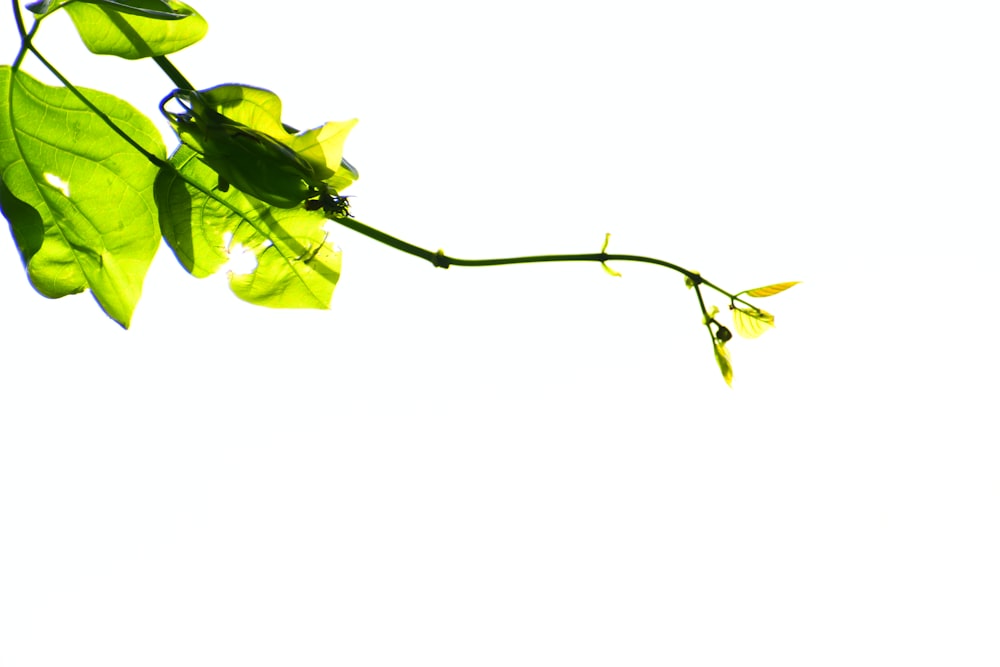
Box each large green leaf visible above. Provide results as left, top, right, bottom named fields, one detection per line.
left=64, top=0, right=207, bottom=59
left=0, top=66, right=164, bottom=327
left=155, top=146, right=342, bottom=308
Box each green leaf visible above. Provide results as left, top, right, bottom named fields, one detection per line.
left=0, top=173, right=44, bottom=265
left=156, top=146, right=342, bottom=309
left=64, top=0, right=207, bottom=59
left=731, top=306, right=774, bottom=339
left=742, top=281, right=800, bottom=298
left=0, top=66, right=164, bottom=327
left=713, top=339, right=733, bottom=387
left=180, top=86, right=358, bottom=185
left=161, top=86, right=359, bottom=205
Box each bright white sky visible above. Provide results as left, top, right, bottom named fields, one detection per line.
left=2, top=1, right=998, bottom=665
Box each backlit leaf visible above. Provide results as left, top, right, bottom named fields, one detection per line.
left=743, top=281, right=800, bottom=298
left=731, top=306, right=774, bottom=339
left=713, top=340, right=733, bottom=387
left=0, top=67, right=164, bottom=327
left=156, top=145, right=341, bottom=308
left=162, top=85, right=359, bottom=201
left=64, top=0, right=207, bottom=59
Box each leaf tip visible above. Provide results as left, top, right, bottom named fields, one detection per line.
left=743, top=281, right=801, bottom=298
left=713, top=340, right=733, bottom=387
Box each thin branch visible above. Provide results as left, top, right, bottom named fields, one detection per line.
left=329, top=214, right=736, bottom=295
left=153, top=55, right=195, bottom=91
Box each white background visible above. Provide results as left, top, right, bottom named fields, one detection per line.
left=2, top=1, right=998, bottom=665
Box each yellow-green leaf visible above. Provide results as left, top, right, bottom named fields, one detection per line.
left=713, top=340, right=733, bottom=386
left=743, top=281, right=800, bottom=298
left=162, top=85, right=359, bottom=200
left=186, top=86, right=358, bottom=187
left=0, top=67, right=164, bottom=327
left=64, top=0, right=207, bottom=59
left=732, top=306, right=774, bottom=339
left=286, top=120, right=359, bottom=185
left=156, top=146, right=341, bottom=309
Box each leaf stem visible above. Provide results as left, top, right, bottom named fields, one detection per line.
left=9, top=0, right=36, bottom=72
left=153, top=55, right=194, bottom=90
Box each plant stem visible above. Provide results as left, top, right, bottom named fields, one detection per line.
left=153, top=55, right=195, bottom=90
left=9, top=1, right=37, bottom=71
left=331, top=214, right=742, bottom=297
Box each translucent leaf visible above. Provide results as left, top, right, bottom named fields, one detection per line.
left=64, top=0, right=207, bottom=59
left=181, top=86, right=357, bottom=186
left=162, top=86, right=359, bottom=202
left=0, top=67, right=164, bottom=327
left=731, top=306, right=774, bottom=339
left=713, top=340, right=733, bottom=387
left=186, top=85, right=287, bottom=139
left=156, top=146, right=341, bottom=309
left=743, top=281, right=800, bottom=298
left=286, top=119, right=358, bottom=186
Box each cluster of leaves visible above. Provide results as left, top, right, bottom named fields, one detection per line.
left=0, top=0, right=799, bottom=384
left=697, top=280, right=799, bottom=386
left=2, top=0, right=357, bottom=326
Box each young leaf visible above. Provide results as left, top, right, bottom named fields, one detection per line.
left=731, top=306, right=774, bottom=339
left=156, top=146, right=342, bottom=309
left=602, top=263, right=622, bottom=278
left=742, top=281, right=800, bottom=298
left=64, top=0, right=207, bottom=59
left=0, top=67, right=164, bottom=327
left=600, top=232, right=621, bottom=277
left=713, top=339, right=733, bottom=387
